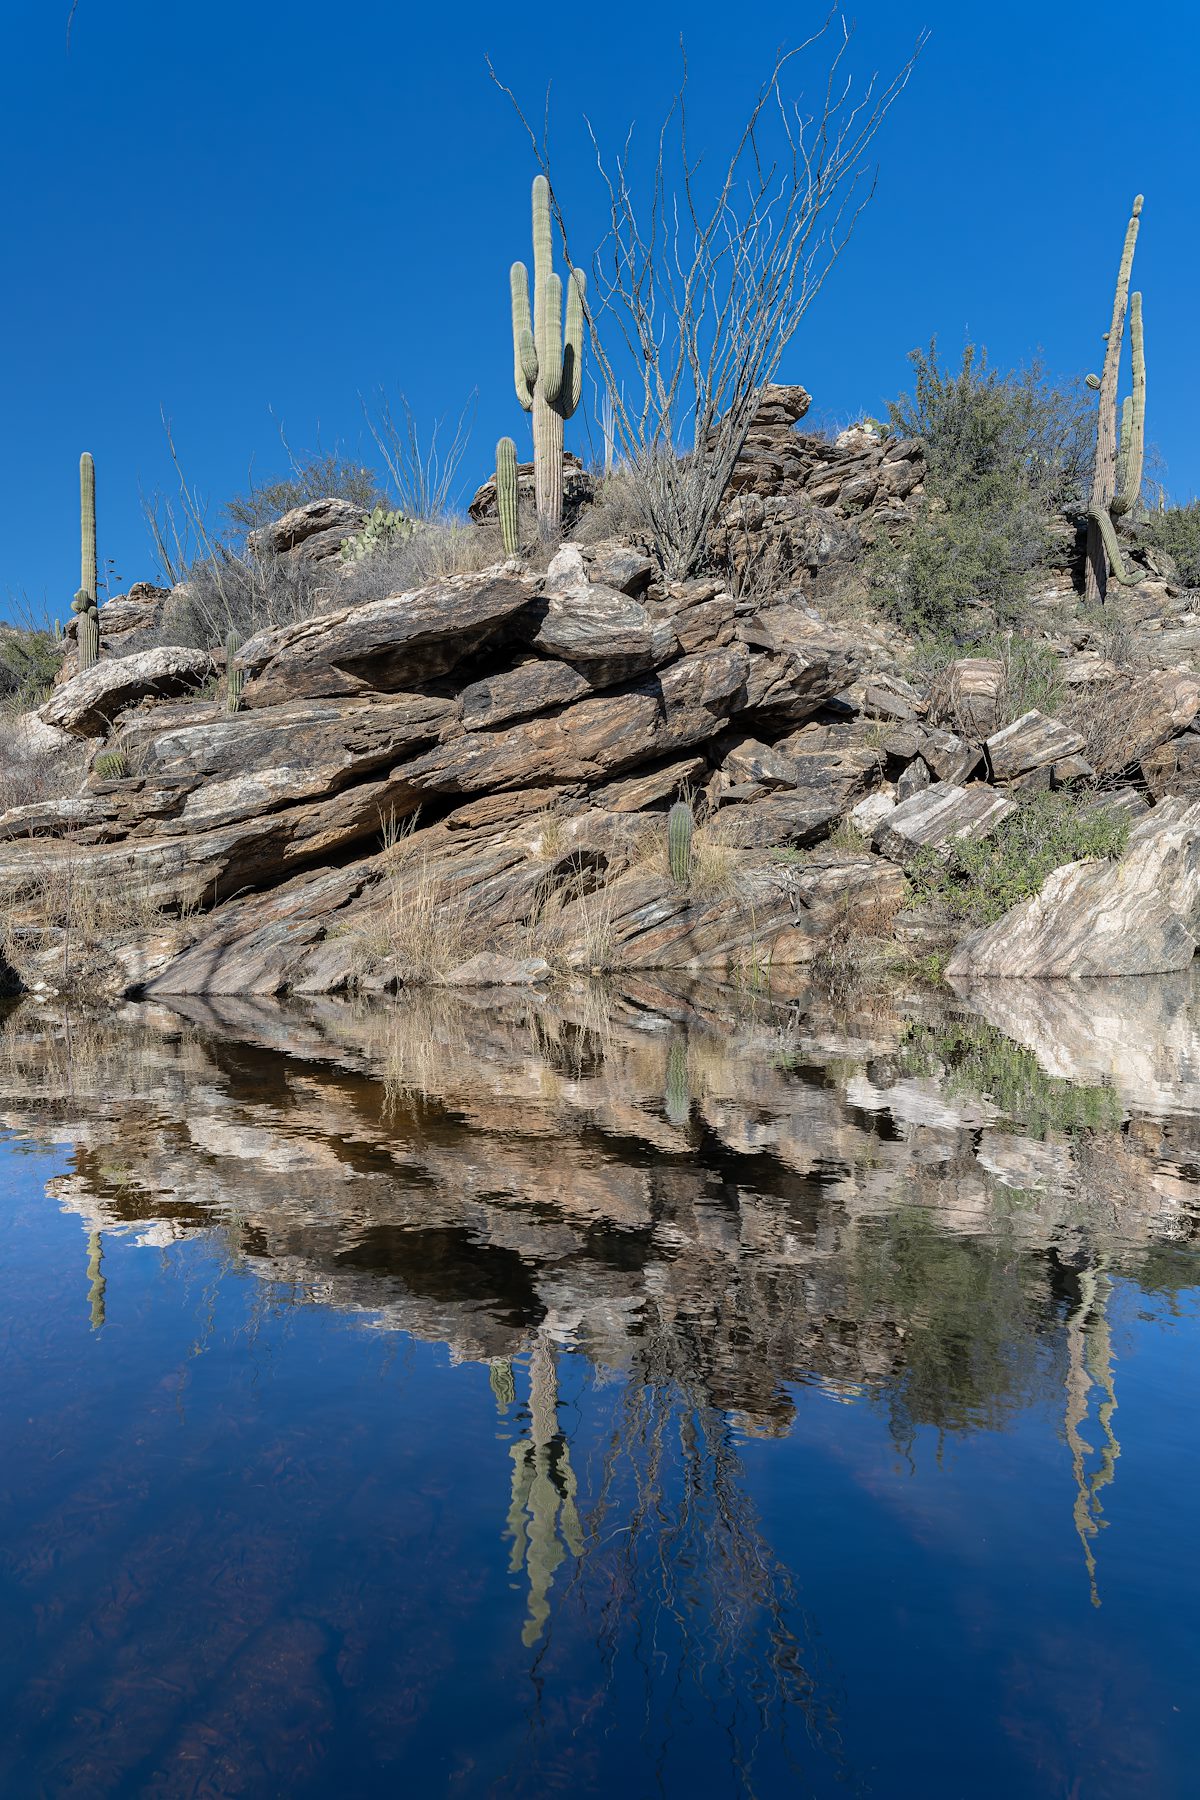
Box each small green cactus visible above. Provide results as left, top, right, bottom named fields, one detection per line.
left=94, top=749, right=128, bottom=781
left=496, top=436, right=520, bottom=555
left=75, top=452, right=101, bottom=670
left=225, top=631, right=244, bottom=713
left=667, top=799, right=694, bottom=886
left=510, top=175, right=586, bottom=539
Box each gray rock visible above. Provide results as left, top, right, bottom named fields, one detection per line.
left=946, top=801, right=1200, bottom=978
left=986, top=709, right=1086, bottom=782
left=39, top=646, right=215, bottom=737
left=920, top=727, right=981, bottom=784
left=896, top=759, right=931, bottom=802
left=442, top=953, right=551, bottom=987
left=254, top=497, right=368, bottom=558
left=708, top=791, right=842, bottom=848
left=872, top=782, right=1015, bottom=865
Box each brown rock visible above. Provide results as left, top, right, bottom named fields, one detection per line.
left=238, top=573, right=539, bottom=707
left=986, top=709, right=1086, bottom=782
left=872, top=782, right=1015, bottom=865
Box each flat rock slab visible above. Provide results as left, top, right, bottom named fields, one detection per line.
left=441, top=953, right=551, bottom=987
left=946, top=802, right=1200, bottom=978
left=708, top=790, right=843, bottom=849
left=40, top=647, right=215, bottom=737
left=459, top=659, right=594, bottom=731
left=238, top=572, right=538, bottom=706
left=398, top=646, right=749, bottom=796
left=871, top=782, right=1014, bottom=864
left=986, top=709, right=1085, bottom=782
left=518, top=586, right=678, bottom=680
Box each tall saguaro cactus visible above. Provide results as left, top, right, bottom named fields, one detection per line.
left=511, top=175, right=586, bottom=539
left=72, top=451, right=101, bottom=670
left=1084, top=197, right=1146, bottom=600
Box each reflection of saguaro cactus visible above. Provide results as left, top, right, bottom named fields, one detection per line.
left=505, top=1334, right=584, bottom=1647
left=496, top=437, right=519, bottom=556
left=1084, top=197, right=1146, bottom=600
left=664, top=1033, right=691, bottom=1127
left=489, top=1358, right=516, bottom=1413
left=1064, top=1264, right=1120, bottom=1608
left=510, top=175, right=586, bottom=539
left=73, top=451, right=100, bottom=670
left=86, top=1230, right=106, bottom=1331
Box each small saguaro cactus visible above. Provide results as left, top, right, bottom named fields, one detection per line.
left=73, top=451, right=100, bottom=670
left=667, top=799, right=694, bottom=886
left=225, top=630, right=244, bottom=713
left=510, top=175, right=586, bottom=539
left=496, top=436, right=520, bottom=555
left=1084, top=196, right=1147, bottom=600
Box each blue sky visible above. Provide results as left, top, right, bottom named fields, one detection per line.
left=1, top=0, right=1196, bottom=617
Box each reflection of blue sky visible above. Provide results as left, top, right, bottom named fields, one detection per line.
left=2, top=1140, right=1198, bottom=1797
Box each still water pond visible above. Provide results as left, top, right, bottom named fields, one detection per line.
left=1, top=973, right=1198, bottom=1797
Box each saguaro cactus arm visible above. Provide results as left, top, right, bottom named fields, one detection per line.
left=563, top=270, right=586, bottom=416
left=511, top=264, right=537, bottom=409
left=1111, top=291, right=1145, bottom=519
left=1084, top=196, right=1143, bottom=601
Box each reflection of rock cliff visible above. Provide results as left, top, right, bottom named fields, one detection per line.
left=2, top=976, right=1197, bottom=1448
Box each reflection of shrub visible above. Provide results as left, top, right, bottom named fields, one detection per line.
left=905, top=792, right=1129, bottom=927
left=1140, top=500, right=1200, bottom=587
left=897, top=1015, right=1122, bottom=1138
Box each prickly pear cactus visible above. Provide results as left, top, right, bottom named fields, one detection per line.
left=338, top=504, right=417, bottom=565
left=510, top=176, right=586, bottom=539
left=667, top=800, right=694, bottom=887
left=496, top=437, right=520, bottom=555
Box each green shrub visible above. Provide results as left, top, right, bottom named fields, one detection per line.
left=1140, top=501, right=1200, bottom=587
left=0, top=623, right=62, bottom=713
left=905, top=792, right=1129, bottom=927
left=224, top=452, right=384, bottom=543
left=874, top=341, right=1094, bottom=635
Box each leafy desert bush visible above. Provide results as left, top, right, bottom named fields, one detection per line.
left=1140, top=500, right=1200, bottom=588
left=224, top=452, right=383, bottom=541
left=873, top=341, right=1094, bottom=635
left=0, top=622, right=63, bottom=713
left=905, top=791, right=1129, bottom=927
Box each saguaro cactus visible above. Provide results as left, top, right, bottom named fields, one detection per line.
left=225, top=631, right=244, bottom=713
left=73, top=451, right=100, bottom=670
left=510, top=175, right=586, bottom=539
left=496, top=436, right=520, bottom=555
left=1084, top=197, right=1146, bottom=600
left=667, top=800, right=694, bottom=886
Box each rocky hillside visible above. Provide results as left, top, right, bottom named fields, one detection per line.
left=4, top=387, right=1200, bottom=1000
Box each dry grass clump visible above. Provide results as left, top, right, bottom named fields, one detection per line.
left=574, top=469, right=652, bottom=547
left=1059, top=672, right=1164, bottom=776
left=0, top=842, right=183, bottom=996
left=0, top=717, right=86, bottom=816
left=349, top=818, right=486, bottom=986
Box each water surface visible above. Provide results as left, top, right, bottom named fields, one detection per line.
left=1, top=973, right=1198, bottom=1797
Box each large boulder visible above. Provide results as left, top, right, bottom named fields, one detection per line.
left=39, top=646, right=215, bottom=737
left=253, top=497, right=368, bottom=561
left=237, top=572, right=539, bottom=706
left=871, top=782, right=1015, bottom=865
left=946, top=801, right=1200, bottom=978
